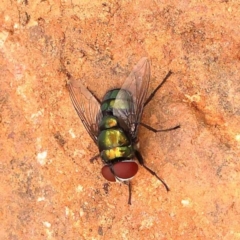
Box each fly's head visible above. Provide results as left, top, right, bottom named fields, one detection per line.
left=101, top=160, right=138, bottom=182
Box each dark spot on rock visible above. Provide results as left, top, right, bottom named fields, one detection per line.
left=54, top=132, right=66, bottom=146
left=103, top=183, right=109, bottom=194
left=98, top=226, right=103, bottom=236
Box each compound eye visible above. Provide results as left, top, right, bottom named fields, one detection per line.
left=113, top=162, right=138, bottom=180
left=101, top=165, right=116, bottom=182
left=101, top=162, right=139, bottom=182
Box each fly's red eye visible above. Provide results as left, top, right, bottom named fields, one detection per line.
left=101, top=165, right=116, bottom=182
left=101, top=162, right=139, bottom=182
left=113, top=162, right=138, bottom=179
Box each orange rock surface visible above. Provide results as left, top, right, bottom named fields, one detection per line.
left=1, top=0, right=240, bottom=239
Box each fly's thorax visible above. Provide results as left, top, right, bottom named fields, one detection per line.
left=97, top=115, right=134, bottom=162
left=100, top=89, right=133, bottom=114
left=100, top=145, right=135, bottom=162
left=97, top=128, right=130, bottom=151
left=99, top=115, right=118, bottom=130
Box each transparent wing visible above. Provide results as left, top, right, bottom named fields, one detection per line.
left=68, top=79, right=102, bottom=144
left=113, top=57, right=150, bottom=138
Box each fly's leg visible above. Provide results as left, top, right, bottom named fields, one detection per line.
left=142, top=70, right=180, bottom=132
left=109, top=164, right=133, bottom=205
left=140, top=122, right=180, bottom=133
left=144, top=71, right=173, bottom=107
left=109, top=165, right=133, bottom=205
left=124, top=181, right=132, bottom=205
left=135, top=150, right=170, bottom=191
left=90, top=153, right=100, bottom=163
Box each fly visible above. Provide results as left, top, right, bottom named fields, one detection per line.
left=67, top=57, right=180, bottom=204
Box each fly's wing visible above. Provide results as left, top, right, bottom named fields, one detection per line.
left=68, top=79, right=102, bottom=144
left=113, top=57, right=150, bottom=138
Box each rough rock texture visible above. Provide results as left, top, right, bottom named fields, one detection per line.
left=1, top=0, right=240, bottom=239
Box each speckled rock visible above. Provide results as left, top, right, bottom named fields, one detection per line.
left=1, top=0, right=240, bottom=239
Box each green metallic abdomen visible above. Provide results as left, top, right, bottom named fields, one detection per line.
left=100, top=89, right=133, bottom=114
left=97, top=89, right=134, bottom=163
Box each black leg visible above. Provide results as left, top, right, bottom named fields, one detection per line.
left=144, top=71, right=173, bottom=107
left=140, top=122, right=180, bottom=133
left=110, top=165, right=133, bottom=205
left=90, top=153, right=100, bottom=163
left=125, top=181, right=132, bottom=205
left=135, top=150, right=170, bottom=192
